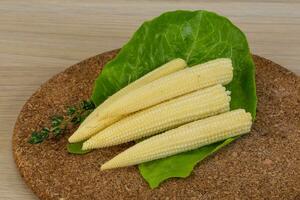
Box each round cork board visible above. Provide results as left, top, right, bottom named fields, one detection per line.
left=13, top=50, right=300, bottom=200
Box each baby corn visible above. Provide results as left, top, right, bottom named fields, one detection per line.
left=69, top=58, right=233, bottom=143
left=101, top=109, right=252, bottom=170
left=108, top=58, right=232, bottom=117
left=69, top=58, right=187, bottom=143
left=83, top=85, right=230, bottom=150
left=81, top=58, right=187, bottom=127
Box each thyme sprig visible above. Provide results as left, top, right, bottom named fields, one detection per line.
left=28, top=100, right=95, bottom=144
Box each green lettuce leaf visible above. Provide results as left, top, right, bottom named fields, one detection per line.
left=67, top=141, right=92, bottom=155
left=91, top=10, right=256, bottom=188
left=139, top=137, right=235, bottom=188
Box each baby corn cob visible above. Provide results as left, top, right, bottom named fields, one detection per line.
left=101, top=109, right=252, bottom=170
left=69, top=58, right=187, bottom=143
left=81, top=58, right=187, bottom=127
left=108, top=58, right=232, bottom=117
left=69, top=58, right=233, bottom=143
left=83, top=85, right=230, bottom=150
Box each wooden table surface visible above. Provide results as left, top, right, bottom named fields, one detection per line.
left=0, top=1, right=299, bottom=199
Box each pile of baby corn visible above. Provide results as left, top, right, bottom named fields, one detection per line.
left=68, top=58, right=252, bottom=170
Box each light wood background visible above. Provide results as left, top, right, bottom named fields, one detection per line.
left=0, top=1, right=299, bottom=199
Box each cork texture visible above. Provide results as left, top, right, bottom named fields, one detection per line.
left=13, top=50, right=300, bottom=200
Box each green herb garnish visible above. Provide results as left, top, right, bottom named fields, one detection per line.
left=28, top=100, right=95, bottom=144
left=82, top=100, right=95, bottom=110
left=67, top=106, right=76, bottom=116
left=28, top=128, right=49, bottom=144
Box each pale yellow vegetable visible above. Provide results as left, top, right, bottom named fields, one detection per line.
left=81, top=58, right=187, bottom=127
left=69, top=58, right=187, bottom=143
left=69, top=58, right=233, bottom=143
left=101, top=109, right=252, bottom=170
left=107, top=58, right=232, bottom=117
left=82, top=84, right=230, bottom=150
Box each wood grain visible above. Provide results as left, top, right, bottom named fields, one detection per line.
left=0, top=1, right=299, bottom=199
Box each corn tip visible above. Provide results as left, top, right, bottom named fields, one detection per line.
left=101, top=162, right=112, bottom=171
left=100, top=165, right=107, bottom=171
left=68, top=135, right=77, bottom=143
left=174, top=57, right=186, bottom=63
left=246, top=112, right=253, bottom=121
left=68, top=132, right=84, bottom=143
left=68, top=125, right=85, bottom=143
left=81, top=141, right=89, bottom=150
